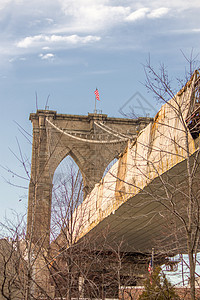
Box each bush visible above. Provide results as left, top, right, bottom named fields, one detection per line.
left=139, top=267, right=180, bottom=300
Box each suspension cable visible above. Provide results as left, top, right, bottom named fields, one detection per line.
left=46, top=118, right=129, bottom=144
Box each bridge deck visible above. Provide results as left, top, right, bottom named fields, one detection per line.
left=55, top=71, right=200, bottom=254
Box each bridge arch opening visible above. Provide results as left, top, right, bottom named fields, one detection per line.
left=103, top=157, right=118, bottom=178
left=51, top=155, right=84, bottom=240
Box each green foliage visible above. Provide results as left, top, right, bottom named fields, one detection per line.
left=139, top=266, right=180, bottom=300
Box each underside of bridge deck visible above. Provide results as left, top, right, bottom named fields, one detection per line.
left=76, top=151, right=200, bottom=254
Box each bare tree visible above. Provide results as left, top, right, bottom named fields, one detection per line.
left=49, top=162, right=140, bottom=299
left=1, top=153, right=138, bottom=299
left=143, top=60, right=200, bottom=299
left=108, top=60, right=200, bottom=299
left=3, top=59, right=200, bottom=299
left=81, top=58, right=200, bottom=299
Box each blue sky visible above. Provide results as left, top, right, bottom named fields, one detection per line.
left=0, top=0, right=200, bottom=222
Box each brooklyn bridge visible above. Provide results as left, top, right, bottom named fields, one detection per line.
left=3, top=71, right=200, bottom=299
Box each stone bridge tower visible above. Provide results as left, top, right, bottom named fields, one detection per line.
left=27, top=110, right=152, bottom=248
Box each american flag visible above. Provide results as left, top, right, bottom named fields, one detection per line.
left=148, top=257, right=153, bottom=274
left=94, top=88, right=100, bottom=101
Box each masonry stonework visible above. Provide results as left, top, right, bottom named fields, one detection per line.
left=27, top=110, right=152, bottom=248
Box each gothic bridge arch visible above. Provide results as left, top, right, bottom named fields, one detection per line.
left=27, top=110, right=152, bottom=247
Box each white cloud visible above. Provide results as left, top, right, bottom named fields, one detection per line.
left=148, top=7, right=169, bottom=19
left=170, top=28, right=200, bottom=34
left=16, top=34, right=101, bottom=48
left=45, top=18, right=54, bottom=24
left=126, top=7, right=169, bottom=22
left=126, top=8, right=149, bottom=22
left=56, top=1, right=130, bottom=32
left=17, top=35, right=43, bottom=48
left=9, top=58, right=15, bottom=63
left=0, top=0, right=13, bottom=10
left=8, top=56, right=26, bottom=63
left=39, top=53, right=54, bottom=60
left=149, top=0, right=200, bottom=11
left=192, top=28, right=200, bottom=32
left=0, top=0, right=199, bottom=61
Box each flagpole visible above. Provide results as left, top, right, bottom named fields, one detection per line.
left=95, top=94, right=97, bottom=114
left=152, top=248, right=154, bottom=269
